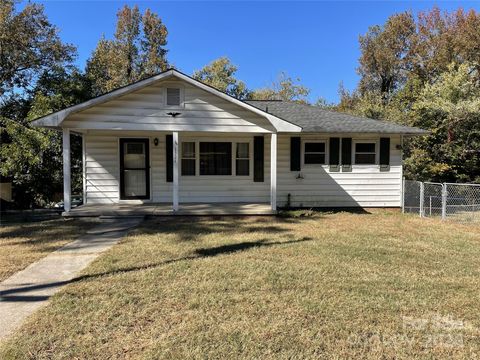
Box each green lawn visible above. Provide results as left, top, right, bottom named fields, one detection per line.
left=0, top=218, right=98, bottom=282
left=1, top=210, right=480, bottom=359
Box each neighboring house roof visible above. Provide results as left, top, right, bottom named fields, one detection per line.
left=245, top=100, right=428, bottom=135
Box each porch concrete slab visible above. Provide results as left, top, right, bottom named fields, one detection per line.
left=65, top=203, right=274, bottom=217
left=0, top=217, right=143, bottom=342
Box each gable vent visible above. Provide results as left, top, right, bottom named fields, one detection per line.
left=167, top=88, right=181, bottom=106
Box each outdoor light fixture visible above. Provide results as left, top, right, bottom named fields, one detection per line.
left=167, top=112, right=181, bottom=118
left=154, top=138, right=159, bottom=146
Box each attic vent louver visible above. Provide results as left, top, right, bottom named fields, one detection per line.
left=167, top=88, right=181, bottom=106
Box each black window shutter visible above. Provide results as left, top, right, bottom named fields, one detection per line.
left=380, top=137, right=390, bottom=172
left=253, top=136, right=264, bottom=182
left=166, top=134, right=173, bottom=182
left=290, top=137, right=301, bottom=171
left=329, top=137, right=340, bottom=172
left=341, top=138, right=352, bottom=172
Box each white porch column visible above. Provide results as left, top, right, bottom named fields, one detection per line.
left=172, top=131, right=179, bottom=211
left=62, top=128, right=71, bottom=213
left=270, top=133, right=277, bottom=211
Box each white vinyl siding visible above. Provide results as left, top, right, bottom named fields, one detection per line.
left=63, top=80, right=273, bottom=133
left=84, top=132, right=270, bottom=204
left=84, top=132, right=401, bottom=207
left=276, top=134, right=402, bottom=207
left=84, top=131, right=171, bottom=204
left=178, top=134, right=270, bottom=203
left=78, top=79, right=402, bottom=208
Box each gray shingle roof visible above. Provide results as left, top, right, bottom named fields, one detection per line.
left=245, top=100, right=427, bottom=135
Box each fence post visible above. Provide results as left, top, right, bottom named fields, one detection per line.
left=419, top=181, right=424, bottom=217
left=401, top=177, right=405, bottom=213
left=441, top=183, right=447, bottom=220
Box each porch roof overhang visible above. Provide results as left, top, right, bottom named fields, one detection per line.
left=30, top=69, right=302, bottom=133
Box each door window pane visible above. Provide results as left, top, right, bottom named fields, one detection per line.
left=200, top=142, right=232, bottom=175
left=124, top=170, right=146, bottom=197
left=124, top=143, right=145, bottom=168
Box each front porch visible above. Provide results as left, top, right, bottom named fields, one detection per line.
left=63, top=203, right=275, bottom=217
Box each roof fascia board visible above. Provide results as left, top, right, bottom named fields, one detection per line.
left=281, top=130, right=428, bottom=136
left=31, top=70, right=177, bottom=127
left=31, top=69, right=302, bottom=132
left=171, top=71, right=302, bottom=132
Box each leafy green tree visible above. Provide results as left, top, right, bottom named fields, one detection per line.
left=314, top=97, right=335, bottom=110
left=405, top=63, right=480, bottom=182
left=0, top=2, right=82, bottom=208
left=141, top=9, right=169, bottom=77
left=0, top=0, right=75, bottom=96
left=339, top=7, right=480, bottom=183
left=357, top=12, right=415, bottom=101
left=1, top=67, right=90, bottom=207
left=84, top=37, right=114, bottom=96
left=249, top=72, right=310, bottom=103
left=86, top=5, right=168, bottom=96
left=193, top=57, right=249, bottom=99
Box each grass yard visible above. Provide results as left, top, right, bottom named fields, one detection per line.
left=0, top=218, right=98, bottom=281
left=1, top=210, right=480, bottom=359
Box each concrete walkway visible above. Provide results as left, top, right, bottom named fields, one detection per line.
left=0, top=217, right=143, bottom=341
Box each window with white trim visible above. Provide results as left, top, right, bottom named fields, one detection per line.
left=181, top=142, right=196, bottom=175
left=200, top=142, right=232, bottom=175
left=236, top=143, right=249, bottom=176
left=304, top=141, right=326, bottom=164
left=354, top=142, right=376, bottom=164
left=166, top=88, right=181, bottom=106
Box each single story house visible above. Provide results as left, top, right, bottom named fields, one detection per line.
left=31, top=69, right=427, bottom=214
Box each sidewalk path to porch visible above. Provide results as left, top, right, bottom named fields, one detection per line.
left=0, top=217, right=144, bottom=342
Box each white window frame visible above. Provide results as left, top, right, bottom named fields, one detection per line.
left=353, top=139, right=378, bottom=165
left=235, top=142, right=250, bottom=176
left=179, top=138, right=253, bottom=179
left=163, top=84, right=185, bottom=108
left=180, top=141, right=196, bottom=176
left=302, top=139, right=328, bottom=166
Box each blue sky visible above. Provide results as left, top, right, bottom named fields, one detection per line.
left=36, top=1, right=480, bottom=103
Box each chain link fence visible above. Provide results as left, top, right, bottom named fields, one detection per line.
left=403, top=179, right=480, bottom=225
